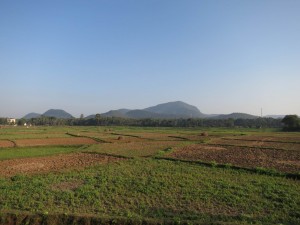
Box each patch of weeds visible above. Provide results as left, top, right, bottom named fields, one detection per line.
left=224, top=163, right=233, bottom=169
left=199, top=138, right=211, bottom=144
left=255, top=167, right=280, bottom=176
left=211, top=161, right=218, bottom=167
left=156, top=147, right=173, bottom=157
left=11, top=174, right=26, bottom=182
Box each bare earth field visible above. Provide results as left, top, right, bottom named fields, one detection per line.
left=0, top=140, right=15, bottom=148
left=225, top=135, right=300, bottom=142
left=168, top=144, right=300, bottom=173
left=211, top=138, right=300, bottom=150
left=0, top=152, right=123, bottom=177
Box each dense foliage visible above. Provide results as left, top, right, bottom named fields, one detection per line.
left=0, top=116, right=282, bottom=128
left=0, top=118, right=8, bottom=125
left=282, top=115, right=300, bottom=131
left=0, top=116, right=281, bottom=128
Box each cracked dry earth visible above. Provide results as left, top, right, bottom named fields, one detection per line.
left=0, top=153, right=124, bottom=177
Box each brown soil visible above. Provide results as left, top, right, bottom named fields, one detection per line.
left=168, top=144, right=300, bottom=173
left=0, top=140, right=15, bottom=148
left=0, top=153, right=124, bottom=177
left=14, top=137, right=98, bottom=147
left=211, top=138, right=300, bottom=151
left=224, top=135, right=300, bottom=143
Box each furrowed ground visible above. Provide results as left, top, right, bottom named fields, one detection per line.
left=0, top=126, right=299, bottom=225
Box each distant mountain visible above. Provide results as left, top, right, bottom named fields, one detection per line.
left=85, top=114, right=96, bottom=119
left=22, top=102, right=273, bottom=121
left=101, top=109, right=129, bottom=118
left=125, top=110, right=165, bottom=119
left=42, top=109, right=74, bottom=119
left=96, top=102, right=205, bottom=119
left=86, top=109, right=131, bottom=119
left=265, top=115, right=285, bottom=119
left=23, top=112, right=41, bottom=119
left=144, top=101, right=205, bottom=118
left=203, top=114, right=221, bottom=118
left=117, top=109, right=131, bottom=114
left=211, top=113, right=258, bottom=120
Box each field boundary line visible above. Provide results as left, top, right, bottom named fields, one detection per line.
left=65, top=132, right=110, bottom=143
left=206, top=143, right=299, bottom=152
left=168, top=135, right=190, bottom=140
left=154, top=156, right=300, bottom=180
left=222, top=137, right=300, bottom=144
left=0, top=210, right=218, bottom=225
left=81, top=151, right=133, bottom=159
left=110, top=132, right=154, bottom=140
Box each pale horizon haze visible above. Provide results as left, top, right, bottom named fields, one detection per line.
left=1, top=0, right=299, bottom=118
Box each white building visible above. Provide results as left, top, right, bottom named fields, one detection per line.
left=7, top=118, right=16, bottom=124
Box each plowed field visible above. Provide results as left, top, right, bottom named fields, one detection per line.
left=211, top=138, right=300, bottom=151
left=0, top=153, right=124, bottom=177
left=14, top=137, right=98, bottom=147
left=168, top=144, right=300, bottom=173
left=225, top=135, right=300, bottom=142
left=0, top=140, right=15, bottom=148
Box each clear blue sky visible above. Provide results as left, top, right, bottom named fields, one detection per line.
left=1, top=0, right=299, bottom=118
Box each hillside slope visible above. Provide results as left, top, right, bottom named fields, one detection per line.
left=144, top=101, right=205, bottom=118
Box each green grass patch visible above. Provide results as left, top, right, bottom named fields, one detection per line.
left=0, top=146, right=83, bottom=160
left=0, top=159, right=299, bottom=224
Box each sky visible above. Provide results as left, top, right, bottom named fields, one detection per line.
left=0, top=0, right=299, bottom=118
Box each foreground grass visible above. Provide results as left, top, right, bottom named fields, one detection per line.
left=0, top=146, right=83, bottom=160
left=0, top=158, right=299, bottom=224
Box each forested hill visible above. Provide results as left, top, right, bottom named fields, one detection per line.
left=22, top=101, right=262, bottom=120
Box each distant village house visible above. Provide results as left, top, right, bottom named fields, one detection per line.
left=7, top=118, right=16, bottom=124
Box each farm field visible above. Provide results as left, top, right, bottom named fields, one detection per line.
left=0, top=126, right=299, bottom=225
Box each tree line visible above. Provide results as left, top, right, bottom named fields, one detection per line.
left=0, top=116, right=285, bottom=129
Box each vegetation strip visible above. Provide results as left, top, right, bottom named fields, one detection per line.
left=0, top=211, right=216, bottom=225
left=167, top=135, right=190, bottom=140
left=154, top=156, right=300, bottom=180
left=0, top=146, right=82, bottom=161
left=222, top=137, right=300, bottom=144
left=81, top=151, right=133, bottom=159
left=206, top=143, right=299, bottom=152
left=110, top=132, right=141, bottom=138
left=65, top=132, right=110, bottom=143
left=110, top=132, right=154, bottom=140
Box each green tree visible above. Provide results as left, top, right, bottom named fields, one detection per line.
left=17, top=118, right=26, bottom=126
left=282, top=115, right=300, bottom=131
left=95, top=114, right=101, bottom=125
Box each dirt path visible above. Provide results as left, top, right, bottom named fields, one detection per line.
left=0, top=153, right=124, bottom=177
